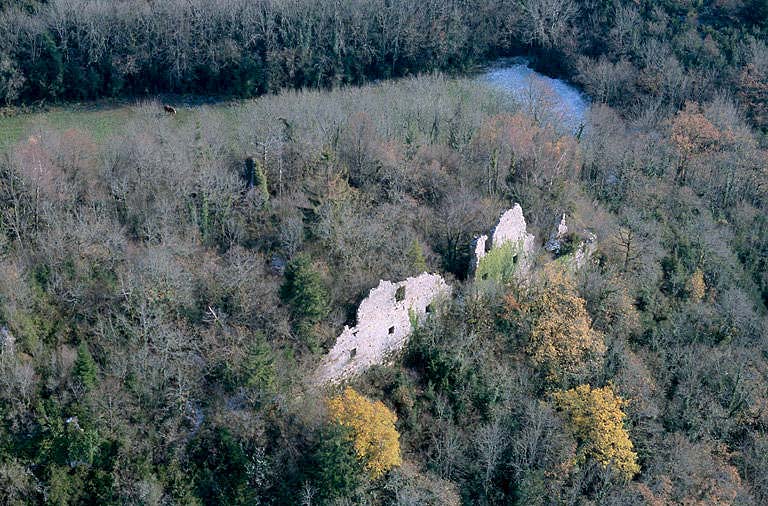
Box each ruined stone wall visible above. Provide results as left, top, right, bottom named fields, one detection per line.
left=473, top=235, right=488, bottom=270
left=474, top=204, right=536, bottom=277
left=572, top=232, right=597, bottom=269
left=316, top=272, right=451, bottom=384
left=545, top=214, right=568, bottom=253
left=315, top=205, right=598, bottom=384
left=544, top=214, right=597, bottom=269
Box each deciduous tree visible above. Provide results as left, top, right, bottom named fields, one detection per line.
left=327, top=387, right=402, bottom=479
left=553, top=384, right=640, bottom=480
left=522, top=266, right=606, bottom=386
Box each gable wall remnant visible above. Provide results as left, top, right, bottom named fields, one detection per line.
left=474, top=203, right=536, bottom=277
left=316, top=272, right=451, bottom=384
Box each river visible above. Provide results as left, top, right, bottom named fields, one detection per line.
left=480, top=57, right=589, bottom=133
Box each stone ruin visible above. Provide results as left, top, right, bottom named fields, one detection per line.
left=544, top=214, right=597, bottom=269
left=316, top=272, right=451, bottom=384
left=314, top=205, right=597, bottom=384
left=545, top=214, right=568, bottom=253
left=572, top=235, right=597, bottom=269
left=474, top=204, right=598, bottom=277
left=473, top=203, right=537, bottom=277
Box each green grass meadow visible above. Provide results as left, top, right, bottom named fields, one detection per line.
left=0, top=99, right=244, bottom=154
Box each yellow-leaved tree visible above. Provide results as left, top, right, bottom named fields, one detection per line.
left=327, top=387, right=402, bottom=478
left=553, top=384, right=640, bottom=480
left=687, top=268, right=707, bottom=302
left=524, top=266, right=606, bottom=386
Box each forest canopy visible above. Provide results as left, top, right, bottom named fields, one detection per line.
left=0, top=0, right=767, bottom=124
left=0, top=0, right=767, bottom=505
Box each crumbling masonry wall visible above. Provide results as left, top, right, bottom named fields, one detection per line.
left=474, top=204, right=536, bottom=278
left=544, top=214, right=597, bottom=269
left=474, top=205, right=598, bottom=279
left=316, top=272, right=451, bottom=383
left=315, top=205, right=597, bottom=384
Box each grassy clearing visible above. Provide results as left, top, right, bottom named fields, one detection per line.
left=0, top=76, right=505, bottom=155
left=0, top=105, right=136, bottom=152
left=0, top=99, right=245, bottom=153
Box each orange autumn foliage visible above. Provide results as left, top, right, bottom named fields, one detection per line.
left=524, top=266, right=606, bottom=385
left=670, top=102, right=727, bottom=182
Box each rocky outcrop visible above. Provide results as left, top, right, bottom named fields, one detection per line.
left=316, top=272, right=451, bottom=384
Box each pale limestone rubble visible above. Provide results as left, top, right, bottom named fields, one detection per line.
left=474, top=203, right=536, bottom=276
left=572, top=232, right=598, bottom=269
left=545, top=214, right=597, bottom=269
left=544, top=214, right=597, bottom=269
left=316, top=272, right=451, bottom=384
left=545, top=214, right=568, bottom=253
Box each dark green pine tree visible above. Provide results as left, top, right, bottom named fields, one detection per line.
left=406, top=238, right=427, bottom=273
left=73, top=341, right=98, bottom=390
left=280, top=254, right=329, bottom=324
left=242, top=334, right=276, bottom=392
left=280, top=254, right=329, bottom=352
left=309, top=424, right=364, bottom=502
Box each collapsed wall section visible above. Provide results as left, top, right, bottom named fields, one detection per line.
left=316, top=272, right=451, bottom=384
left=571, top=232, right=598, bottom=269
left=544, top=214, right=598, bottom=269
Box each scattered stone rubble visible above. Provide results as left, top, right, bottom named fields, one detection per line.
left=544, top=214, right=597, bottom=269
left=572, top=232, right=598, bottom=269
left=316, top=273, right=451, bottom=384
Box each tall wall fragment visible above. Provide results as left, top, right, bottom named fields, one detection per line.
left=545, top=214, right=568, bottom=253
left=474, top=203, right=536, bottom=280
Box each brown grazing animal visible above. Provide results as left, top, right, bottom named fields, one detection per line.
left=163, top=104, right=177, bottom=115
